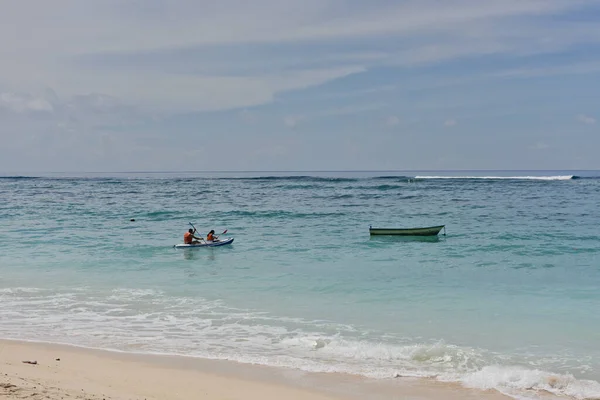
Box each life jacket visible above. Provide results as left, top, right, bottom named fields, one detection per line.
left=184, top=232, right=193, bottom=244
left=207, top=233, right=214, bottom=241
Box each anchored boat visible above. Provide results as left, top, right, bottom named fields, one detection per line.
left=369, top=225, right=445, bottom=236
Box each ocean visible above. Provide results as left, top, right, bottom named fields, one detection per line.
left=1, top=170, right=599, bottom=399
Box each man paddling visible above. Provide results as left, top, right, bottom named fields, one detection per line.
left=184, top=228, right=203, bottom=244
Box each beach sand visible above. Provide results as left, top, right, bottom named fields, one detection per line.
left=0, top=339, right=512, bottom=400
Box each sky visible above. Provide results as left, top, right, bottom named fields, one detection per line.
left=1, top=0, right=600, bottom=172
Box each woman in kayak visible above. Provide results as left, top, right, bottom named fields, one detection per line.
left=206, top=230, right=217, bottom=241
left=184, top=228, right=203, bottom=244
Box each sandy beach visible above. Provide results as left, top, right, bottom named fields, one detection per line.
left=0, top=339, right=513, bottom=400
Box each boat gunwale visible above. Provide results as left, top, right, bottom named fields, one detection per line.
left=368, top=225, right=445, bottom=236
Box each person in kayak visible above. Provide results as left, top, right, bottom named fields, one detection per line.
left=206, top=230, right=217, bottom=241
left=184, top=228, right=203, bottom=244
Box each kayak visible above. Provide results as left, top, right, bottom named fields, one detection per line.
left=173, top=238, right=234, bottom=248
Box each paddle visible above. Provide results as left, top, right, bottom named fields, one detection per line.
left=188, top=222, right=199, bottom=233
left=189, top=222, right=227, bottom=241
left=188, top=222, right=206, bottom=243
left=207, top=229, right=228, bottom=241
left=213, top=229, right=227, bottom=241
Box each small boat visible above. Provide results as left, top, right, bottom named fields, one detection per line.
left=369, top=225, right=445, bottom=236
left=174, top=237, right=234, bottom=248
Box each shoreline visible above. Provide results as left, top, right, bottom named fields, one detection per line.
left=0, top=338, right=512, bottom=400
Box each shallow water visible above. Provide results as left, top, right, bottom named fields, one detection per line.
left=1, top=170, right=599, bottom=399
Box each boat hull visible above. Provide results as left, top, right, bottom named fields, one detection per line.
left=174, top=238, right=234, bottom=248
left=369, top=225, right=445, bottom=236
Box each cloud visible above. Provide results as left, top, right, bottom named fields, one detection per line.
left=2, top=1, right=600, bottom=171
left=2, top=1, right=589, bottom=52
left=576, top=114, right=596, bottom=125
left=0, top=88, right=149, bottom=157
left=0, top=92, right=54, bottom=113
left=493, top=61, right=600, bottom=80
left=62, top=66, right=364, bottom=114
left=444, top=119, right=458, bottom=127
left=283, top=115, right=303, bottom=128
left=530, top=142, right=550, bottom=150
left=239, top=109, right=257, bottom=124
left=2, top=1, right=600, bottom=114
left=386, top=116, right=400, bottom=126
left=316, top=103, right=385, bottom=117
left=278, top=103, right=384, bottom=126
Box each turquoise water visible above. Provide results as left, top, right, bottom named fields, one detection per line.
left=1, top=171, right=599, bottom=399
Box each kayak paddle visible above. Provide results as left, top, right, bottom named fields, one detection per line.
left=188, top=222, right=206, bottom=243
left=189, top=223, right=227, bottom=238
left=214, top=229, right=227, bottom=240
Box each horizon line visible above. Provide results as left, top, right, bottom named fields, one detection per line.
left=0, top=169, right=597, bottom=176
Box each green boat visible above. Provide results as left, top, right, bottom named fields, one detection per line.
left=369, top=225, right=445, bottom=236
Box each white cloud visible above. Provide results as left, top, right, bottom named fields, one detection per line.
left=2, top=1, right=600, bottom=172
left=444, top=119, right=458, bottom=127
left=492, top=61, right=600, bottom=79
left=0, top=89, right=149, bottom=158
left=239, top=109, right=257, bottom=124
left=386, top=116, right=400, bottom=126
left=0, top=92, right=54, bottom=113
left=1, top=1, right=599, bottom=114
left=49, top=66, right=363, bottom=114
left=1, top=1, right=589, bottom=52
left=283, top=115, right=303, bottom=128
left=530, top=142, right=550, bottom=150
left=577, top=114, right=596, bottom=125
left=316, top=104, right=385, bottom=117
left=27, top=98, right=54, bottom=112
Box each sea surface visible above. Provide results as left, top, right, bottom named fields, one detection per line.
left=1, top=170, right=599, bottom=399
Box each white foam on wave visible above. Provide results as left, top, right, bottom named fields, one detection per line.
left=455, top=366, right=600, bottom=400
left=414, top=175, right=574, bottom=181
left=1, top=287, right=599, bottom=400
left=0, top=287, right=44, bottom=294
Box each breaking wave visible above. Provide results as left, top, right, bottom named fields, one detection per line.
left=415, top=175, right=576, bottom=181
left=1, top=287, right=599, bottom=400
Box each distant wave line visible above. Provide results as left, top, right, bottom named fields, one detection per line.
left=414, top=175, right=576, bottom=181
left=3, top=174, right=598, bottom=182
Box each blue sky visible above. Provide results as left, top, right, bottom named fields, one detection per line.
left=1, top=0, right=599, bottom=172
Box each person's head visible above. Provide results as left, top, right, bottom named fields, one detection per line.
left=188, top=228, right=194, bottom=233
left=209, top=230, right=215, bottom=234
